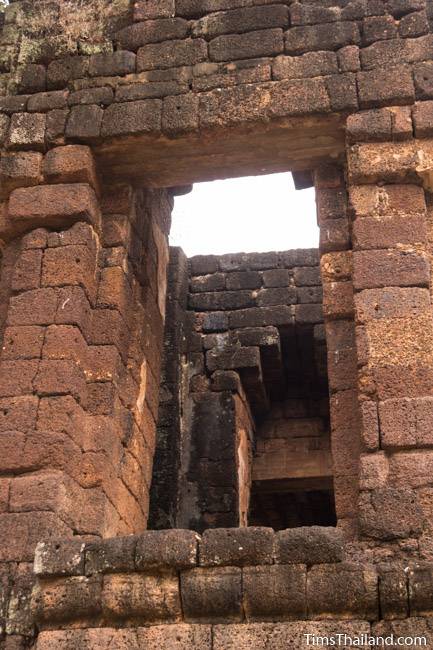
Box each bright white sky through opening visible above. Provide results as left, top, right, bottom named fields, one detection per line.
left=169, top=172, right=318, bottom=258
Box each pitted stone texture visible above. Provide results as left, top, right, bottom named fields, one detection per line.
left=34, top=540, right=85, bottom=577
left=275, top=527, right=344, bottom=565
left=181, top=567, right=242, bottom=623
left=135, top=529, right=199, bottom=569
left=199, top=527, right=274, bottom=566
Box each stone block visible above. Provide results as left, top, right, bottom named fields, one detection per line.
left=190, top=273, right=225, bottom=293
left=319, top=218, right=350, bottom=253
left=162, top=94, right=199, bottom=134
left=43, top=145, right=98, bottom=190
left=32, top=575, right=102, bottom=623
left=212, top=621, right=371, bottom=650
left=360, top=401, right=380, bottom=451
left=378, top=564, right=409, bottom=621
left=359, top=452, right=389, bottom=490
left=33, top=359, right=86, bottom=401
left=34, top=539, right=85, bottom=577
left=413, top=100, right=433, bottom=137
left=97, top=266, right=131, bottom=318
left=55, top=286, right=92, bottom=336
left=0, top=359, right=39, bottom=397
left=46, top=108, right=69, bottom=146
left=190, top=255, right=219, bottom=276
left=353, top=213, right=427, bottom=250
left=359, top=487, right=423, bottom=540
left=0, top=395, right=38, bottom=432
left=285, top=22, right=360, bottom=55
left=363, top=15, right=397, bottom=45
left=134, top=0, right=175, bottom=21
left=17, top=64, right=46, bottom=94
left=209, top=29, right=283, bottom=62
left=275, top=527, right=344, bottom=565
left=88, top=51, right=136, bottom=77
left=0, top=478, right=9, bottom=513
left=85, top=536, right=137, bottom=575
left=68, top=87, right=114, bottom=107
left=194, top=5, right=289, bottom=39
left=353, top=250, right=430, bottom=290
left=409, top=564, right=433, bottom=616
left=42, top=244, right=97, bottom=304
left=7, top=288, right=58, bottom=327
left=65, top=105, right=103, bottom=141
left=8, top=184, right=101, bottom=231
left=400, top=10, right=429, bottom=38
left=355, top=287, right=430, bottom=323
left=199, top=527, right=274, bottom=567
left=322, top=281, right=354, bottom=320
left=326, top=72, right=359, bottom=111
left=357, top=65, right=415, bottom=108
left=273, top=51, right=338, bottom=80
left=414, top=61, right=433, bottom=100
left=350, top=184, right=426, bottom=218
left=2, top=326, right=45, bottom=360
left=0, top=114, right=10, bottom=146
left=181, top=567, right=242, bottom=623
left=6, top=112, right=46, bottom=151
left=229, top=306, right=293, bottom=329
left=256, top=287, right=297, bottom=307
left=28, top=91, right=68, bottom=113
left=116, top=18, right=189, bottom=51
left=316, top=188, right=347, bottom=223
left=338, top=45, right=360, bottom=72
left=346, top=108, right=392, bottom=143
left=307, top=563, right=378, bottom=620
left=137, top=625, right=212, bottom=648
left=262, top=269, right=289, bottom=288
left=243, top=565, right=307, bottom=621
left=137, top=39, right=208, bottom=71
left=136, top=529, right=199, bottom=569
left=0, top=151, right=43, bottom=197
left=12, top=249, right=43, bottom=292
left=0, top=512, right=71, bottom=562
left=101, top=100, right=161, bottom=137
left=47, top=56, right=90, bottom=90
left=102, top=572, right=181, bottom=621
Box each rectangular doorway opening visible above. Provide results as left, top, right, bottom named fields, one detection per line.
left=151, top=169, right=337, bottom=532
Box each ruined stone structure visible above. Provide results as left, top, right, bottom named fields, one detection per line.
left=1, top=0, right=433, bottom=647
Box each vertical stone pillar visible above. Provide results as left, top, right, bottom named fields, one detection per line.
left=0, top=141, right=172, bottom=644
left=315, top=164, right=359, bottom=540
left=346, top=108, right=433, bottom=558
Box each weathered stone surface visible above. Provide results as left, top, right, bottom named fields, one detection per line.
left=243, top=565, right=307, bottom=621
left=102, top=572, right=181, bottom=621
left=209, top=29, right=283, bottom=62
left=199, top=527, right=274, bottom=567
left=136, top=529, right=199, bottom=569
left=8, top=184, right=101, bottom=230
left=34, top=540, right=85, bottom=577
left=43, top=145, right=98, bottom=189
left=101, top=100, right=161, bottom=136
left=307, top=563, right=378, bottom=620
left=359, top=488, right=424, bottom=540
left=137, top=39, right=208, bottom=71
left=181, top=567, right=242, bottom=622
left=6, top=112, right=46, bottom=151
left=275, top=527, right=344, bottom=565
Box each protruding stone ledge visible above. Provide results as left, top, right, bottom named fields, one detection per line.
left=30, top=527, right=412, bottom=630
left=35, top=526, right=345, bottom=578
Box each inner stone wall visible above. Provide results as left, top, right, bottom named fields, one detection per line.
left=150, top=246, right=332, bottom=533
